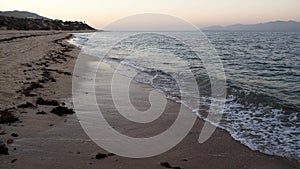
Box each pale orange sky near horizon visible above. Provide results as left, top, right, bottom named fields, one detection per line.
left=1, top=0, right=300, bottom=29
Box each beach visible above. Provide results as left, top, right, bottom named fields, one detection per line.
left=0, top=31, right=299, bottom=169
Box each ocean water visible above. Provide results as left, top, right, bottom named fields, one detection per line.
left=70, top=31, right=300, bottom=161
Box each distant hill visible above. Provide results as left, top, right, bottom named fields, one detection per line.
left=0, top=10, right=49, bottom=20
left=0, top=10, right=95, bottom=31
left=202, top=21, right=300, bottom=32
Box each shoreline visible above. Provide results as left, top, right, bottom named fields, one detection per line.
left=74, top=52, right=299, bottom=168
left=0, top=31, right=298, bottom=169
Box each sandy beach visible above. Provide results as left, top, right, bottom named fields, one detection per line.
left=0, top=31, right=299, bottom=169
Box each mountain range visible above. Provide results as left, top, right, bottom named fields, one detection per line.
left=202, top=20, right=300, bottom=32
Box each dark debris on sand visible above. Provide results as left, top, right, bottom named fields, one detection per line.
left=11, top=133, right=18, bottom=137
left=44, top=68, right=72, bottom=76
left=95, top=153, right=108, bottom=159
left=36, top=97, right=59, bottom=106
left=27, top=82, right=43, bottom=90
left=160, top=162, right=172, bottom=168
left=6, top=138, right=13, bottom=144
left=0, top=141, right=8, bottom=155
left=40, top=70, right=56, bottom=83
left=19, top=82, right=44, bottom=96
left=95, top=152, right=116, bottom=160
left=17, top=102, right=35, bottom=108
left=0, top=109, right=19, bottom=124
left=50, top=106, right=75, bottom=116
left=11, top=158, right=17, bottom=163
left=107, top=153, right=115, bottom=156
left=160, top=162, right=182, bottom=169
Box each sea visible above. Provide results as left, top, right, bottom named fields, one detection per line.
left=70, top=31, right=300, bottom=161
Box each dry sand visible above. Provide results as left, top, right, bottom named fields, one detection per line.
left=0, top=31, right=298, bottom=169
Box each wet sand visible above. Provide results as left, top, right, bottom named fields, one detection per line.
left=0, top=31, right=298, bottom=169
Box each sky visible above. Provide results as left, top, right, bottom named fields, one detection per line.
left=1, top=0, right=300, bottom=29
